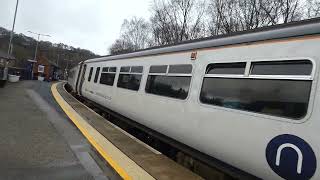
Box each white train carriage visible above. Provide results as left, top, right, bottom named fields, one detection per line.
left=69, top=18, right=320, bottom=179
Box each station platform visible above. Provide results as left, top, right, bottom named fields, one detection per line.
left=52, top=82, right=203, bottom=180
left=0, top=81, right=118, bottom=180
left=0, top=80, right=203, bottom=180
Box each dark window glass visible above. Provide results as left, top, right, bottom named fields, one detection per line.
left=251, top=60, right=312, bottom=75
left=131, top=66, right=143, bottom=73
left=94, top=67, right=100, bottom=83
left=120, top=66, right=130, bottom=72
left=88, top=67, right=93, bottom=81
left=100, top=73, right=116, bottom=86
left=206, top=63, right=246, bottom=75
left=117, top=74, right=142, bottom=91
left=200, top=78, right=311, bottom=119
left=149, top=65, right=167, bottom=73
left=145, top=75, right=191, bottom=100
left=169, top=64, right=192, bottom=74
left=109, top=67, right=117, bottom=72
left=102, top=67, right=108, bottom=72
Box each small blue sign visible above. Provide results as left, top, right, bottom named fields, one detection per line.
left=266, top=134, right=317, bottom=180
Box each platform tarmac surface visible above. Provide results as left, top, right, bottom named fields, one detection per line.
left=0, top=81, right=116, bottom=180
left=54, top=82, right=203, bottom=180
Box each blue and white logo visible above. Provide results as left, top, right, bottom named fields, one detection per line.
left=266, top=134, right=317, bottom=180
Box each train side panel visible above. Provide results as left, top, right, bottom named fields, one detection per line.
left=68, top=65, right=80, bottom=92
left=80, top=37, right=320, bottom=179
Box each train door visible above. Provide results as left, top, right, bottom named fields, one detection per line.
left=78, top=64, right=87, bottom=96
left=75, top=63, right=83, bottom=93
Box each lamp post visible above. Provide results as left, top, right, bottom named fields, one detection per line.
left=27, top=31, right=51, bottom=62
left=65, top=59, right=73, bottom=80
left=7, top=0, right=19, bottom=55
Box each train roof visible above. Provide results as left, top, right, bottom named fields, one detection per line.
left=85, top=17, right=320, bottom=63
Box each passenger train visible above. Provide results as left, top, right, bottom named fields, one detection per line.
left=68, top=18, right=320, bottom=179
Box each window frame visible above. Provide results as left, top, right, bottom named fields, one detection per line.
left=205, top=62, right=246, bottom=76
left=99, top=66, right=117, bottom=86
left=198, top=58, right=316, bottom=123
left=120, top=66, right=131, bottom=73
left=149, top=65, right=168, bottom=74
left=102, top=67, right=109, bottom=72
left=145, top=64, right=194, bottom=101
left=250, top=60, right=313, bottom=76
left=87, top=67, right=94, bottom=82
left=248, top=60, right=314, bottom=80
left=93, top=67, right=101, bottom=83
left=117, top=65, right=144, bottom=91
left=131, top=66, right=143, bottom=73
left=203, top=59, right=315, bottom=80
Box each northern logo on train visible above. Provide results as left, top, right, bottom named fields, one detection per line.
left=266, top=134, right=317, bottom=180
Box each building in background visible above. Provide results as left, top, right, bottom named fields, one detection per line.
left=31, top=53, right=60, bottom=81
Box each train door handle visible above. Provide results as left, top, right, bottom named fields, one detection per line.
left=275, top=143, right=303, bottom=174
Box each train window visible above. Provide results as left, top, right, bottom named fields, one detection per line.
left=100, top=67, right=116, bottom=86
left=200, top=78, right=311, bottom=119
left=102, top=67, right=108, bottom=72
left=100, top=73, right=116, bottom=86
left=117, top=66, right=143, bottom=91
left=94, top=67, right=100, bottom=83
left=117, top=74, right=142, bottom=91
left=251, top=60, right=312, bottom=76
left=169, top=64, right=192, bottom=74
left=146, top=64, right=192, bottom=99
left=201, top=60, right=314, bottom=119
left=206, top=63, right=246, bottom=75
left=149, top=65, right=167, bottom=73
left=131, top=66, right=143, bottom=73
left=88, top=67, right=93, bottom=82
left=120, top=66, right=130, bottom=72
left=145, top=76, right=191, bottom=99
left=109, top=67, right=117, bottom=72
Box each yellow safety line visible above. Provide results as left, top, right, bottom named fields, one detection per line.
left=51, top=83, right=132, bottom=180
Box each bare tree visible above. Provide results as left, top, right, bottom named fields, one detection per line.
left=109, top=39, right=135, bottom=55
left=259, top=0, right=303, bottom=24
left=150, top=0, right=207, bottom=45
left=279, top=0, right=303, bottom=23
left=207, top=0, right=267, bottom=35
left=207, top=0, right=304, bottom=35
left=110, top=0, right=314, bottom=53
left=120, top=17, right=152, bottom=50
left=305, top=0, right=320, bottom=18
left=109, top=17, right=151, bottom=55
left=207, top=0, right=241, bottom=34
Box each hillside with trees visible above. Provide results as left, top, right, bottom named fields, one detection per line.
left=0, top=27, right=98, bottom=70
left=109, top=0, right=320, bottom=55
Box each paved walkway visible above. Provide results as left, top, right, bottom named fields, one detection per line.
left=0, top=81, right=112, bottom=180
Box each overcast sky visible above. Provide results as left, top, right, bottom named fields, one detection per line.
left=0, top=0, right=152, bottom=55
